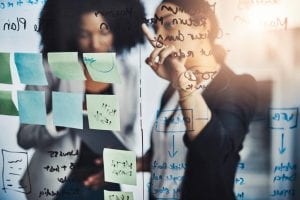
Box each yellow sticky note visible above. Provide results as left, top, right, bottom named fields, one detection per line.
left=86, top=94, right=120, bottom=131
left=83, top=52, right=121, bottom=83
left=103, top=148, right=136, bottom=185
left=104, top=190, right=134, bottom=200
left=48, top=52, right=86, bottom=80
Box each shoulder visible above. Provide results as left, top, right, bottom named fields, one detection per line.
left=229, top=73, right=258, bottom=101
left=213, top=67, right=258, bottom=113
left=220, top=65, right=257, bottom=90
left=211, top=69, right=258, bottom=129
left=212, top=66, right=257, bottom=99
left=218, top=65, right=257, bottom=95
left=225, top=72, right=258, bottom=117
left=231, top=73, right=257, bottom=88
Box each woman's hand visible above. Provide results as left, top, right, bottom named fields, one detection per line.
left=136, top=151, right=152, bottom=172
left=84, top=156, right=152, bottom=189
left=142, top=23, right=186, bottom=83
left=83, top=158, right=105, bottom=190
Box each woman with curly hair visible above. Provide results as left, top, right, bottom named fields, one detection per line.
left=17, top=0, right=145, bottom=199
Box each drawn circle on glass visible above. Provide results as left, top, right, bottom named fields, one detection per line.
left=89, top=54, right=115, bottom=73
left=202, top=72, right=210, bottom=80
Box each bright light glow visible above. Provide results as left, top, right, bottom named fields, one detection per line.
left=246, top=4, right=288, bottom=32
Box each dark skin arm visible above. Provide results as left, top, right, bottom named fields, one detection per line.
left=82, top=67, right=110, bottom=189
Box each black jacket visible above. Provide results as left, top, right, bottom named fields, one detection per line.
left=181, top=65, right=257, bottom=200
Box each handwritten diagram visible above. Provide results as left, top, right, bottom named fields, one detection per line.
left=1, top=149, right=31, bottom=194
left=155, top=109, right=193, bottom=132
left=83, top=52, right=121, bottom=83
left=270, top=107, right=298, bottom=199
left=270, top=107, right=298, bottom=155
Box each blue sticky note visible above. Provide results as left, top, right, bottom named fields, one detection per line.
left=14, top=53, right=48, bottom=86
left=52, top=92, right=83, bottom=129
left=17, top=91, right=47, bottom=125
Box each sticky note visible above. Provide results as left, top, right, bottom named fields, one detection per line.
left=86, top=94, right=120, bottom=131
left=48, top=52, right=86, bottom=80
left=0, top=52, right=12, bottom=84
left=52, top=92, right=83, bottom=129
left=83, top=52, right=121, bottom=83
left=103, top=148, right=136, bottom=185
left=17, top=91, right=47, bottom=125
left=104, top=190, right=134, bottom=200
left=0, top=91, right=18, bottom=116
left=14, top=53, right=48, bottom=85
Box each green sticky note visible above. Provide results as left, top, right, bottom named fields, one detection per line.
left=83, top=53, right=121, bottom=83
left=48, top=52, right=86, bottom=80
left=0, top=91, right=18, bottom=116
left=17, top=91, right=47, bottom=125
left=104, top=190, right=134, bottom=200
left=0, top=53, right=12, bottom=84
left=86, top=94, right=120, bottom=131
left=103, top=148, right=136, bottom=185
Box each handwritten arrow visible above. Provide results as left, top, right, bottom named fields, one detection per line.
left=279, top=133, right=286, bottom=155
left=168, top=134, right=178, bottom=158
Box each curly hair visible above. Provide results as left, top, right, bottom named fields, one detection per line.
left=39, top=0, right=146, bottom=54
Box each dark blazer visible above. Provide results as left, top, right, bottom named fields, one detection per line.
left=181, top=65, right=257, bottom=200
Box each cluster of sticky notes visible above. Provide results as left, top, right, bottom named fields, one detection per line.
left=0, top=90, right=121, bottom=131
left=104, top=190, right=134, bottom=200
left=1, top=51, right=122, bottom=130
left=0, top=52, right=121, bottom=85
left=103, top=148, right=137, bottom=185
left=16, top=91, right=84, bottom=128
